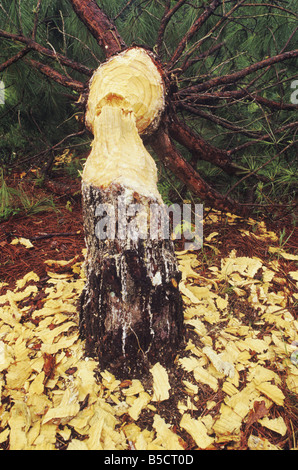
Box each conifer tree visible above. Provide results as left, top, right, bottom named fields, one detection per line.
left=1, top=0, right=297, bottom=375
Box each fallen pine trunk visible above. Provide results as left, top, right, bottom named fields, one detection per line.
left=80, top=48, right=184, bottom=377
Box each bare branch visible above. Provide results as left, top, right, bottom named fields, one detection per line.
left=179, top=103, right=261, bottom=138
left=172, top=41, right=224, bottom=74
left=177, top=0, right=248, bottom=74
left=177, top=89, right=298, bottom=111
left=150, top=124, right=245, bottom=215
left=113, top=0, right=135, bottom=21
left=26, top=59, right=86, bottom=92
left=0, top=46, right=30, bottom=73
left=169, top=117, right=240, bottom=175
left=32, top=0, right=42, bottom=40
left=169, top=0, right=221, bottom=67
left=156, top=0, right=188, bottom=56
left=179, top=49, right=298, bottom=95
left=68, top=0, right=126, bottom=58
left=0, top=28, right=93, bottom=76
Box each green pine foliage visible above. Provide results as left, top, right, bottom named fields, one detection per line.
left=0, top=1, right=297, bottom=210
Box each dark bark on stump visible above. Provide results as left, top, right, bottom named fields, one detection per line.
left=80, top=182, right=184, bottom=378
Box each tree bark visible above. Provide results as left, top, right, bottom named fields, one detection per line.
left=80, top=183, right=184, bottom=378
left=68, top=0, right=126, bottom=58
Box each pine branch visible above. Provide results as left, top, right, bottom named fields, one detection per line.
left=228, top=121, right=298, bottom=155
left=168, top=117, right=238, bottom=175
left=225, top=141, right=297, bottom=199
left=178, top=49, right=298, bottom=95
left=26, top=59, right=86, bottom=92
left=0, top=29, right=93, bottom=76
left=177, top=89, right=298, bottom=111
left=156, top=0, right=188, bottom=56
left=68, top=0, right=126, bottom=58
left=179, top=103, right=261, bottom=138
left=173, top=41, right=224, bottom=74
left=0, top=46, right=31, bottom=73
left=32, top=0, right=42, bottom=40
left=150, top=124, right=245, bottom=215
left=169, top=0, right=221, bottom=67
left=176, top=0, right=248, bottom=74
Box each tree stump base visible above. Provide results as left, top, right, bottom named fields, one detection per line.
left=80, top=182, right=184, bottom=378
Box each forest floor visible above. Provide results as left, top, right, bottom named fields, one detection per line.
left=0, top=170, right=297, bottom=450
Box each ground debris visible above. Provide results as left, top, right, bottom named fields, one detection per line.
left=0, top=207, right=297, bottom=450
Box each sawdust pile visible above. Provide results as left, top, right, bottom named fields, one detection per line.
left=0, top=210, right=297, bottom=450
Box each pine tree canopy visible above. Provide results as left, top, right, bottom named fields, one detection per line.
left=0, top=0, right=297, bottom=215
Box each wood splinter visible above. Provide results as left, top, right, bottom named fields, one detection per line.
left=80, top=47, right=184, bottom=377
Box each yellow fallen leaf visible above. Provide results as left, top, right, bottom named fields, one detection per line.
left=29, top=372, right=45, bottom=395
left=33, top=423, right=57, bottom=448
left=224, top=385, right=260, bottom=420
left=183, top=380, right=198, bottom=396
left=0, top=340, right=13, bottom=372
left=67, top=439, right=89, bottom=450
left=76, top=360, right=99, bottom=402
left=247, top=434, right=279, bottom=450
left=16, top=272, right=40, bottom=290
left=128, top=392, right=151, bottom=421
left=0, top=428, right=9, bottom=444
left=255, top=382, right=285, bottom=406
left=121, top=379, right=144, bottom=396
left=151, top=362, right=170, bottom=402
left=238, top=337, right=269, bottom=354
left=215, top=295, right=228, bottom=311
left=187, top=285, right=212, bottom=300
left=193, top=365, right=218, bottom=392
left=11, top=237, right=34, bottom=249
left=205, top=232, right=219, bottom=242
left=259, top=416, right=287, bottom=436
left=153, top=415, right=184, bottom=450
left=84, top=412, right=104, bottom=450
left=212, top=404, right=242, bottom=435
left=6, top=285, right=38, bottom=303
left=47, top=272, right=73, bottom=279
left=286, top=373, right=298, bottom=394
left=44, top=256, right=79, bottom=267
left=68, top=406, right=94, bottom=433
left=6, top=360, right=33, bottom=389
left=247, top=364, right=281, bottom=385
left=221, top=255, right=262, bottom=279
left=185, top=318, right=207, bottom=337
left=268, top=247, right=298, bottom=261
left=180, top=413, right=214, bottom=449
left=179, top=282, right=201, bottom=304
left=8, top=401, right=31, bottom=450
left=222, top=381, right=238, bottom=397
left=36, top=321, right=77, bottom=344
left=41, top=336, right=77, bottom=354
left=289, top=271, right=298, bottom=281
left=42, top=389, right=80, bottom=425
left=179, top=355, right=201, bottom=372
left=27, top=394, right=51, bottom=418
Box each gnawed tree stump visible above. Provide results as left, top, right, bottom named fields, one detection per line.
left=80, top=47, right=184, bottom=377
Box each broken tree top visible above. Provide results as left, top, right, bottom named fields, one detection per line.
left=82, top=47, right=165, bottom=200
